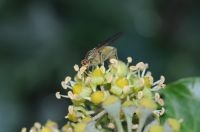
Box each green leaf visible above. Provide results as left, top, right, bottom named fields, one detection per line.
left=161, top=77, right=200, bottom=132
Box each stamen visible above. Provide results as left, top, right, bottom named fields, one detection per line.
left=55, top=92, right=69, bottom=99
left=61, top=79, right=73, bottom=89
left=68, top=91, right=76, bottom=100
left=151, top=86, right=162, bottom=91
left=65, top=76, right=72, bottom=84
left=159, top=83, right=166, bottom=88
left=158, top=98, right=165, bottom=106
left=159, top=76, right=165, bottom=84
left=68, top=105, right=74, bottom=113
left=34, top=122, right=41, bottom=129
left=137, top=70, right=141, bottom=78
left=100, top=65, right=106, bottom=73
left=80, top=66, right=87, bottom=74
left=136, top=62, right=144, bottom=70
left=55, top=92, right=61, bottom=99
left=155, top=93, right=160, bottom=101
left=153, top=75, right=165, bottom=86
left=77, top=72, right=82, bottom=79
left=141, top=68, right=146, bottom=77
left=92, top=110, right=107, bottom=121
left=74, top=64, right=79, bottom=71
left=107, top=123, right=115, bottom=129
left=83, top=97, right=91, bottom=101
left=61, top=81, right=68, bottom=89
left=21, top=128, right=27, bottom=132
left=145, top=71, right=152, bottom=76
left=137, top=91, right=143, bottom=99
left=127, top=57, right=133, bottom=63
left=129, top=66, right=137, bottom=71
left=110, top=58, right=118, bottom=64
left=86, top=110, right=95, bottom=115
left=153, top=107, right=165, bottom=116
left=160, top=107, right=165, bottom=115
left=132, top=124, right=138, bottom=129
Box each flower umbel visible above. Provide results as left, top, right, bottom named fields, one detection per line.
left=23, top=56, right=181, bottom=132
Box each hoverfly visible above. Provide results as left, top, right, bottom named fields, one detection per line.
left=81, top=32, right=122, bottom=68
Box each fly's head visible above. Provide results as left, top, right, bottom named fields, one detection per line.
left=81, top=59, right=90, bottom=67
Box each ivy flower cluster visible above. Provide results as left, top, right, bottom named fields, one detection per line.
left=22, top=57, right=181, bottom=132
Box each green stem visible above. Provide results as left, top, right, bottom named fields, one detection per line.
left=115, top=117, right=124, bottom=132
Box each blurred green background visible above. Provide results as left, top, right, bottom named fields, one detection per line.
left=0, top=0, right=200, bottom=131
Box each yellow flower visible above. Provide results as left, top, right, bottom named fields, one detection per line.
left=90, top=67, right=105, bottom=85
left=82, top=117, right=92, bottom=123
left=167, top=118, right=180, bottom=132
left=62, top=124, right=72, bottom=132
left=110, top=60, right=128, bottom=77
left=110, top=77, right=129, bottom=96
left=150, top=124, right=164, bottom=132
left=103, top=95, right=120, bottom=106
left=41, top=127, right=52, bottom=132
left=72, top=83, right=91, bottom=99
left=73, top=83, right=83, bottom=94
left=74, top=122, right=87, bottom=132
left=91, top=91, right=105, bottom=104
left=122, top=100, right=135, bottom=107
left=45, top=120, right=57, bottom=128
left=67, top=112, right=78, bottom=122
left=143, top=76, right=153, bottom=88
left=115, top=77, right=129, bottom=88
left=66, top=106, right=79, bottom=122
left=139, top=97, right=157, bottom=110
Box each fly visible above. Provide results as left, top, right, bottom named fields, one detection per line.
left=81, top=32, right=122, bottom=68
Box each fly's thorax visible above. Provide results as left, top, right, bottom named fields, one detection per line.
left=99, top=46, right=117, bottom=61
left=86, top=48, right=98, bottom=60
left=88, top=55, right=101, bottom=66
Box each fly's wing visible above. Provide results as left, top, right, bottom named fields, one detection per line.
left=83, top=32, right=122, bottom=60
left=96, top=32, right=123, bottom=50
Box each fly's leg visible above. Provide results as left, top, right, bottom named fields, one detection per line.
left=100, top=52, right=105, bottom=66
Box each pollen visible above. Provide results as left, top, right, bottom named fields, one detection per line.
left=127, top=57, right=133, bottom=63
left=115, top=77, right=129, bottom=89
left=73, top=83, right=83, bottom=94
left=55, top=92, right=61, bottom=99
left=91, top=91, right=105, bottom=105
left=74, top=64, right=79, bottom=71
left=65, top=76, right=71, bottom=83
